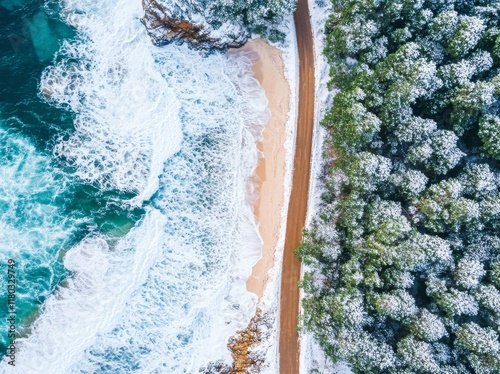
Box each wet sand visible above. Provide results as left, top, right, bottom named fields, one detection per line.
left=240, top=39, right=290, bottom=300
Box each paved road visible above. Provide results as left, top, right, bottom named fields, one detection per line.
left=279, top=0, right=315, bottom=372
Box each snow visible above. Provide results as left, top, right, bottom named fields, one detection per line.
left=304, top=0, right=333, bottom=229
left=242, top=13, right=299, bottom=374
left=300, top=1, right=351, bottom=373
left=143, top=0, right=248, bottom=48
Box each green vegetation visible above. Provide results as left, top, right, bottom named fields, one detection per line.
left=298, top=0, right=500, bottom=372
left=209, top=0, right=296, bottom=26
left=207, top=0, right=295, bottom=41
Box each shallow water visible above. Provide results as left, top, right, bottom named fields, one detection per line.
left=0, top=0, right=266, bottom=372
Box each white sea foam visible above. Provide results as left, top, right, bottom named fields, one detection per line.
left=5, top=209, right=164, bottom=373
left=0, top=128, right=81, bottom=300
left=1, top=0, right=271, bottom=371
left=68, top=48, right=268, bottom=372
left=237, top=20, right=299, bottom=373
left=40, top=0, right=182, bottom=203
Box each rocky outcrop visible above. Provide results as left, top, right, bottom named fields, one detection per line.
left=202, top=309, right=272, bottom=374
left=141, top=0, right=249, bottom=50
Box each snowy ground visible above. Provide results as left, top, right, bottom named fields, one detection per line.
left=247, top=13, right=299, bottom=374
left=299, top=1, right=351, bottom=373
left=250, top=2, right=344, bottom=371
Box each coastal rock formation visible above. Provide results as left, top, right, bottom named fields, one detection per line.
left=141, top=0, right=248, bottom=50
left=202, top=309, right=273, bottom=373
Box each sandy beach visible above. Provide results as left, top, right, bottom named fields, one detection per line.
left=240, top=39, right=290, bottom=300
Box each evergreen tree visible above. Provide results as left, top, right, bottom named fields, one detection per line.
left=300, top=0, right=500, bottom=372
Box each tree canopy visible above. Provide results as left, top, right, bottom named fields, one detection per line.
left=299, top=0, right=500, bottom=372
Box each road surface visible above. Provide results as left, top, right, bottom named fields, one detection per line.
left=279, top=0, right=315, bottom=372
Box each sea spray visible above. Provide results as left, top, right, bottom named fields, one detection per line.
left=0, top=127, right=83, bottom=348
left=5, top=209, right=165, bottom=373
left=0, top=0, right=270, bottom=371
left=41, top=0, right=182, bottom=203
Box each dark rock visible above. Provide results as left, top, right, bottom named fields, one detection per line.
left=141, top=0, right=249, bottom=50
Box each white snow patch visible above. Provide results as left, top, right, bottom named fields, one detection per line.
left=300, top=1, right=352, bottom=373
left=239, top=14, right=299, bottom=374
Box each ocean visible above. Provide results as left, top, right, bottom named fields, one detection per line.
left=0, top=0, right=267, bottom=372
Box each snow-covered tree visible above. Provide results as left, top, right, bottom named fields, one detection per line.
left=492, top=261, right=500, bottom=289
left=327, top=289, right=368, bottom=329
left=438, top=51, right=493, bottom=88
left=406, top=130, right=464, bottom=175
left=451, top=81, right=495, bottom=135
left=426, top=275, right=448, bottom=298
left=419, top=179, right=482, bottom=233
left=455, top=258, right=486, bottom=289
left=479, top=115, right=500, bottom=161
left=344, top=152, right=392, bottom=193
left=493, top=33, right=500, bottom=61
left=475, top=284, right=500, bottom=318
left=455, top=322, right=500, bottom=373
left=464, top=234, right=500, bottom=263
left=436, top=288, right=479, bottom=317
left=389, top=169, right=428, bottom=199
left=395, top=232, right=453, bottom=271
left=448, top=16, right=486, bottom=58
left=480, top=195, right=500, bottom=225
left=429, top=11, right=458, bottom=44
left=324, top=89, right=381, bottom=154
left=370, top=290, right=418, bottom=322
left=393, top=116, right=437, bottom=143
left=337, top=329, right=397, bottom=372
left=397, top=336, right=440, bottom=373
left=458, top=163, right=497, bottom=198
left=377, top=43, right=442, bottom=127
left=410, top=309, right=447, bottom=342
left=383, top=268, right=414, bottom=289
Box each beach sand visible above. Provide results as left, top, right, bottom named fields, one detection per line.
left=240, top=39, right=290, bottom=300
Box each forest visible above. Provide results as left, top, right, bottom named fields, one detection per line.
left=206, top=0, right=297, bottom=40
left=298, top=0, right=500, bottom=372
left=207, top=0, right=296, bottom=25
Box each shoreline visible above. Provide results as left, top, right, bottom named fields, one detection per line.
left=240, top=39, right=290, bottom=300
left=224, top=31, right=297, bottom=373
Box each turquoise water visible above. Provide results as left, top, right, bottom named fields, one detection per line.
left=0, top=0, right=144, bottom=354
left=0, top=0, right=266, bottom=371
